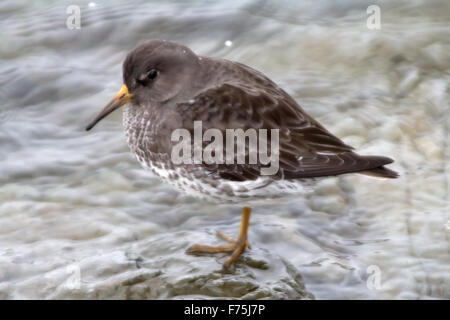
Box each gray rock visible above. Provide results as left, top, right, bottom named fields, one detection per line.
left=41, top=231, right=313, bottom=300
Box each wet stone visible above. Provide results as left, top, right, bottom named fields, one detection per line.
left=17, top=231, right=314, bottom=300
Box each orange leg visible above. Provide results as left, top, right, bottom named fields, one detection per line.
left=186, top=207, right=251, bottom=268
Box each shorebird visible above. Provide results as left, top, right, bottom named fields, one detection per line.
left=86, top=40, right=398, bottom=268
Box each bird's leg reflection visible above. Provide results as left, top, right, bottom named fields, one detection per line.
left=186, top=207, right=251, bottom=268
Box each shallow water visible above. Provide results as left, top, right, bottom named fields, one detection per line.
left=0, top=0, right=449, bottom=299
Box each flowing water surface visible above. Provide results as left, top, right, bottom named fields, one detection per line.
left=0, top=0, right=449, bottom=299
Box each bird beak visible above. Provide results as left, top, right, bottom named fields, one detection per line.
left=86, top=84, right=132, bottom=131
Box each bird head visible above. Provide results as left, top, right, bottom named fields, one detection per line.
left=86, top=40, right=199, bottom=131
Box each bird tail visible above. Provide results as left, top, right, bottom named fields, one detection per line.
left=358, top=166, right=399, bottom=178
left=357, top=155, right=399, bottom=179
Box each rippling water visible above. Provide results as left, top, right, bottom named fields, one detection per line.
left=1, top=0, right=449, bottom=299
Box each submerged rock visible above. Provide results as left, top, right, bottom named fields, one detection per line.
left=2, top=231, right=313, bottom=300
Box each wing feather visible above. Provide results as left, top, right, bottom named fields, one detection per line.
left=173, top=69, right=393, bottom=181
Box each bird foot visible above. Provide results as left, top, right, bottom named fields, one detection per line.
left=186, top=207, right=252, bottom=269
left=186, top=230, right=251, bottom=269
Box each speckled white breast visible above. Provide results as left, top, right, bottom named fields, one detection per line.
left=123, top=105, right=317, bottom=204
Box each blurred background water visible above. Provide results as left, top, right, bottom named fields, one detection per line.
left=0, top=0, right=449, bottom=299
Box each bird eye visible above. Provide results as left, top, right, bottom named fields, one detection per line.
left=137, top=69, right=159, bottom=86
left=146, top=69, right=159, bottom=80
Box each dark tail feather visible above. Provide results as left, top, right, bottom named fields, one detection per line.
left=359, top=166, right=399, bottom=179
left=356, top=155, right=399, bottom=179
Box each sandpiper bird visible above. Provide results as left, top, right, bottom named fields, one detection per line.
left=86, top=40, right=398, bottom=268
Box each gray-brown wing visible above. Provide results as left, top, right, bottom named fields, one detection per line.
left=174, top=83, right=393, bottom=181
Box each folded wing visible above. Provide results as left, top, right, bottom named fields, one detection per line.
left=174, top=75, right=397, bottom=181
